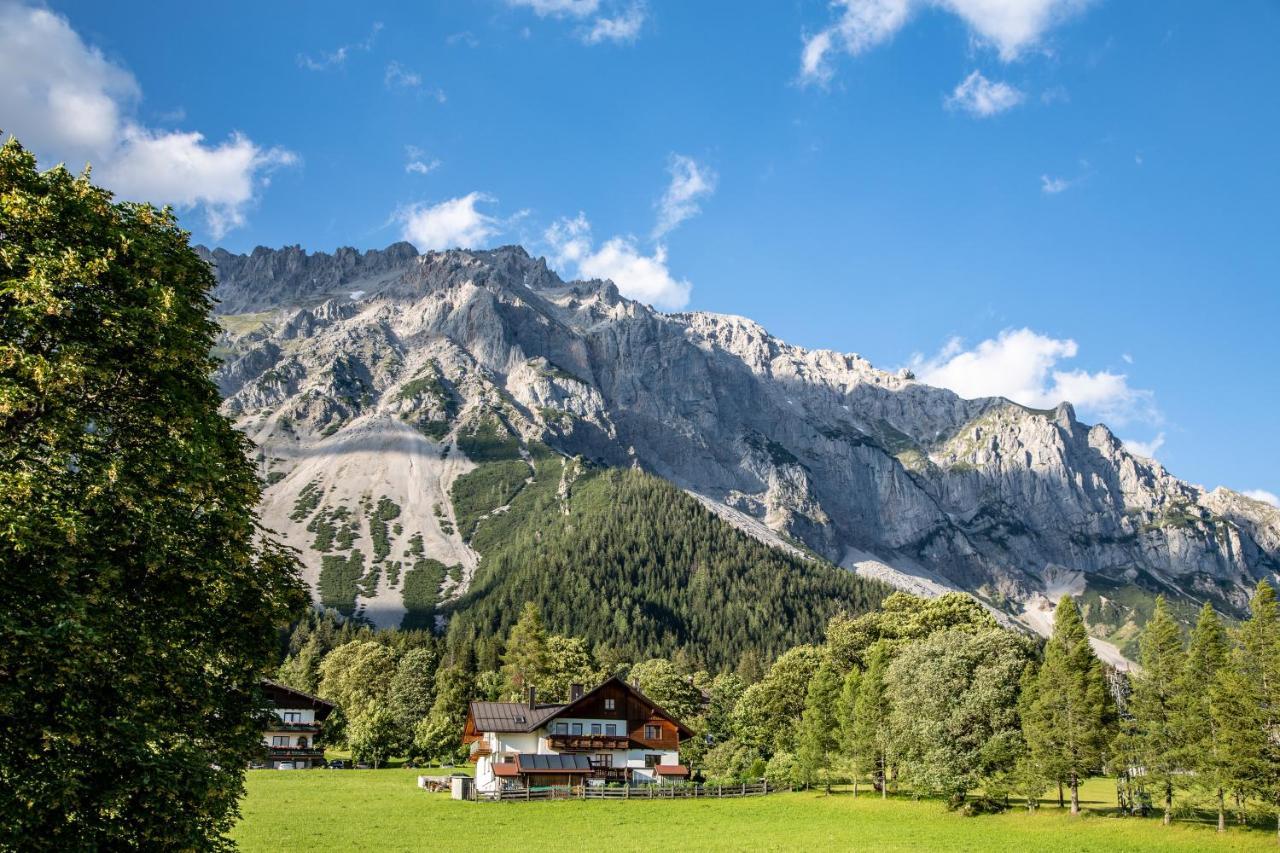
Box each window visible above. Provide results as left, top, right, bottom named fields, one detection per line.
left=282, top=711, right=301, bottom=723
left=591, top=723, right=602, bottom=736
left=571, top=723, right=583, bottom=736
left=554, top=722, right=568, bottom=735
left=644, top=724, right=660, bottom=740
left=605, top=723, right=617, bottom=736
left=604, top=698, right=616, bottom=711
left=271, top=736, right=289, bottom=747
left=644, top=754, right=661, bottom=768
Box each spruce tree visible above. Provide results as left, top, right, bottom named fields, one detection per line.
left=1022, top=596, right=1110, bottom=814
left=837, top=667, right=863, bottom=795
left=1178, top=603, right=1231, bottom=831
left=796, top=661, right=843, bottom=792
left=852, top=641, right=894, bottom=798
left=1128, top=597, right=1185, bottom=824
left=500, top=602, right=551, bottom=699
left=1216, top=582, right=1280, bottom=838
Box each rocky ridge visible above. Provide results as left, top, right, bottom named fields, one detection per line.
left=205, top=243, right=1280, bottom=652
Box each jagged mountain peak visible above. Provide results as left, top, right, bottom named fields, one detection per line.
left=206, top=242, right=1280, bottom=653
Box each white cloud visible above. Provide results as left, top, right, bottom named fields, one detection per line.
left=384, top=61, right=422, bottom=89
left=653, top=154, right=716, bottom=239
left=545, top=214, right=691, bottom=309
left=910, top=328, right=1157, bottom=425
left=945, top=70, right=1024, bottom=117
left=101, top=127, right=297, bottom=238
left=1122, top=433, right=1165, bottom=460
left=0, top=3, right=295, bottom=239
left=582, top=3, right=646, bottom=43
left=1041, top=174, right=1071, bottom=194
left=297, top=22, right=383, bottom=71
left=1243, top=489, right=1280, bottom=509
left=508, top=0, right=600, bottom=17
left=396, top=192, right=500, bottom=250
left=404, top=146, right=441, bottom=175
left=801, top=0, right=1091, bottom=84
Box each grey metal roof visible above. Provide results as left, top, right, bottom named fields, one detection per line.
left=517, top=753, right=593, bottom=772
left=469, top=701, right=564, bottom=733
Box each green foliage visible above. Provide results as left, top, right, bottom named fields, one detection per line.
left=400, top=559, right=450, bottom=630
left=0, top=137, right=306, bottom=849
left=796, top=660, right=844, bottom=790
left=502, top=602, right=551, bottom=699
left=291, top=479, right=324, bottom=521
left=412, top=665, right=473, bottom=761
left=456, top=416, right=523, bottom=462
left=1125, top=597, right=1186, bottom=822
left=346, top=706, right=406, bottom=769
left=730, top=645, right=827, bottom=755
left=852, top=641, right=894, bottom=798
left=450, top=459, right=532, bottom=541
left=317, top=641, right=398, bottom=724
left=1177, top=603, right=1232, bottom=828
left=886, top=629, right=1030, bottom=800
left=448, top=464, right=888, bottom=671
left=1021, top=597, right=1113, bottom=814
left=540, top=635, right=604, bottom=703
left=318, top=550, right=367, bottom=616
left=368, top=496, right=401, bottom=563
left=630, top=658, right=704, bottom=722
left=826, top=592, right=998, bottom=671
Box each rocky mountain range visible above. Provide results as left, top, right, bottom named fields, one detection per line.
left=201, top=243, right=1280, bottom=659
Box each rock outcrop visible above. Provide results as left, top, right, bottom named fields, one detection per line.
left=207, top=244, right=1280, bottom=644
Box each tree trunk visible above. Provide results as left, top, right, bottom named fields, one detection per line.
left=1217, top=788, right=1225, bottom=833
left=880, top=754, right=887, bottom=800
left=1070, top=773, right=1080, bottom=816
left=1164, top=783, right=1173, bottom=826
left=1058, top=781, right=1065, bottom=809
left=853, top=777, right=858, bottom=798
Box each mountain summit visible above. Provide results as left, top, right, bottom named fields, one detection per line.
left=204, top=244, right=1280, bottom=656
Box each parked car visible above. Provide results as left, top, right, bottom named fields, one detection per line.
left=276, top=762, right=295, bottom=771
left=327, top=760, right=347, bottom=770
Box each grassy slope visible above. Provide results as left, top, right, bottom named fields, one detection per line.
left=232, top=772, right=1269, bottom=852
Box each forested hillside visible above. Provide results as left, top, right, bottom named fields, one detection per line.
left=442, top=445, right=890, bottom=670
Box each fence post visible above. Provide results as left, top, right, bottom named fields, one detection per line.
left=763, top=779, right=768, bottom=795
left=526, top=786, right=530, bottom=802
left=742, top=782, right=746, bottom=797
left=625, top=784, right=629, bottom=800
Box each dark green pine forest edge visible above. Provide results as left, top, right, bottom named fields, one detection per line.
left=416, top=418, right=891, bottom=669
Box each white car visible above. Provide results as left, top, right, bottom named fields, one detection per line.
left=276, top=762, right=295, bottom=771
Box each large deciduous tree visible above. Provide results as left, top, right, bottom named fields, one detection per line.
left=0, top=137, right=306, bottom=849
left=886, top=629, right=1028, bottom=802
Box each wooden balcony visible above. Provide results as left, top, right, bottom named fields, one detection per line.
left=547, top=734, right=630, bottom=752
left=469, top=740, right=493, bottom=759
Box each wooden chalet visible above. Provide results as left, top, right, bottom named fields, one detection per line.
left=463, top=676, right=693, bottom=792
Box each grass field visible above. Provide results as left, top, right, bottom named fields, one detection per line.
left=232, top=771, right=1273, bottom=852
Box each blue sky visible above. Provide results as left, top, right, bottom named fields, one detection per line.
left=3, top=0, right=1278, bottom=501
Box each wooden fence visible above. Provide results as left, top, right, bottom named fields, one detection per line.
left=476, top=781, right=777, bottom=802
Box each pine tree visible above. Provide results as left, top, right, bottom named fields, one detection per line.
left=1128, top=597, right=1185, bottom=824
left=796, top=661, right=843, bottom=792
left=852, top=641, right=894, bottom=799
left=1178, top=603, right=1231, bottom=831
left=1022, top=596, right=1110, bottom=815
left=837, top=667, right=863, bottom=796
left=1216, top=582, right=1280, bottom=839
left=500, top=602, right=551, bottom=700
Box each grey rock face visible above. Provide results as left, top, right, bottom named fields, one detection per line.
left=205, top=243, right=1280, bottom=630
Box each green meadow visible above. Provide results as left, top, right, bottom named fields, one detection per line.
left=232, top=771, right=1271, bottom=852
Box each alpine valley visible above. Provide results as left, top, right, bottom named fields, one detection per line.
left=204, top=243, right=1280, bottom=663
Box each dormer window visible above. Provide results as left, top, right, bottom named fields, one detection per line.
left=604, top=698, right=616, bottom=710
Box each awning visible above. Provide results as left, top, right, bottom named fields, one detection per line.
left=516, top=753, right=594, bottom=774
left=493, top=763, right=520, bottom=777
left=654, top=764, right=689, bottom=776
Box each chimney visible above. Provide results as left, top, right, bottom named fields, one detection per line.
left=570, top=683, right=584, bottom=701
left=527, top=686, right=536, bottom=709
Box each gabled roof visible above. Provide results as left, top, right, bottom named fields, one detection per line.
left=468, top=701, right=564, bottom=733
left=550, top=676, right=695, bottom=739
left=261, top=678, right=336, bottom=720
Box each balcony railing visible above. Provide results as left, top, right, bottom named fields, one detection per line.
left=547, top=734, right=630, bottom=751
left=469, top=741, right=493, bottom=758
